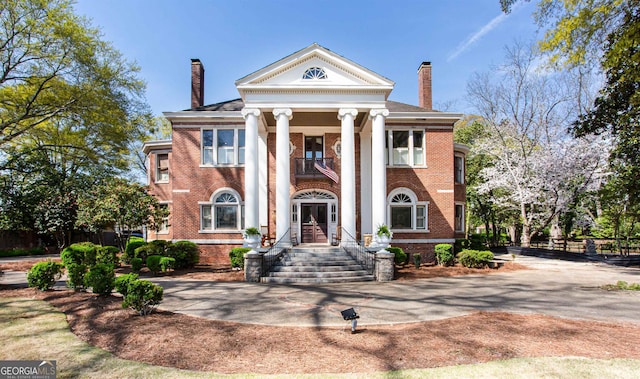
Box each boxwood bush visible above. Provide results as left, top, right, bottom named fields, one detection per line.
left=435, top=244, right=454, bottom=266
left=84, top=263, right=115, bottom=295
left=229, top=247, right=251, bottom=269
left=122, top=279, right=164, bottom=316
left=160, top=257, right=175, bottom=272
left=66, top=263, right=88, bottom=290
left=457, top=249, right=494, bottom=268
left=123, top=236, right=146, bottom=264
left=169, top=240, right=200, bottom=268
left=61, top=242, right=97, bottom=266
left=134, top=244, right=158, bottom=263
left=27, top=261, right=64, bottom=291
left=146, top=255, right=162, bottom=275
left=386, top=246, right=407, bottom=265
left=114, top=273, right=139, bottom=297
left=131, top=258, right=143, bottom=273
left=96, top=246, right=119, bottom=266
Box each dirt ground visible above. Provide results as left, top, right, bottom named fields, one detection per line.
left=2, top=260, right=640, bottom=374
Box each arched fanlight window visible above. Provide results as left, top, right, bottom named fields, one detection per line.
left=302, top=67, right=327, bottom=80
left=387, top=188, right=428, bottom=231
left=201, top=189, right=243, bottom=231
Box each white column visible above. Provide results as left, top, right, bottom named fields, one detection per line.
left=241, top=108, right=260, bottom=230
left=258, top=130, right=268, bottom=230
left=338, top=108, right=358, bottom=242
left=370, top=109, right=389, bottom=230
left=273, top=108, right=292, bottom=244
left=360, top=129, right=372, bottom=235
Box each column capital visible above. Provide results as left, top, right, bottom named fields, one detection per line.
left=273, top=108, right=293, bottom=120
left=338, top=108, right=358, bottom=120
left=241, top=108, right=261, bottom=119
left=369, top=108, right=389, bottom=119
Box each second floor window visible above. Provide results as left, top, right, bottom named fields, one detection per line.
left=386, top=130, right=425, bottom=166
left=156, top=153, right=169, bottom=182
left=454, top=155, right=465, bottom=184
left=202, top=128, right=245, bottom=166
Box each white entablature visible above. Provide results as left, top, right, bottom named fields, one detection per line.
left=235, top=43, right=394, bottom=108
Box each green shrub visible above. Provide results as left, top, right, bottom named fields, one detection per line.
left=160, top=257, right=175, bottom=272
left=96, top=246, right=119, bottom=266
left=27, top=261, right=64, bottom=291
left=122, top=279, right=163, bottom=316
left=66, top=263, right=88, bottom=290
left=469, top=234, right=488, bottom=250
left=0, top=247, right=46, bottom=258
left=60, top=242, right=97, bottom=266
left=229, top=247, right=250, bottom=269
left=146, top=255, right=162, bottom=275
left=454, top=238, right=470, bottom=253
left=169, top=240, right=200, bottom=268
left=435, top=244, right=455, bottom=266
left=114, top=273, right=139, bottom=297
left=123, top=236, right=146, bottom=264
left=131, top=258, right=143, bottom=273
left=387, top=246, right=407, bottom=265
left=134, top=243, right=159, bottom=263
left=457, top=249, right=494, bottom=268
left=84, top=263, right=115, bottom=296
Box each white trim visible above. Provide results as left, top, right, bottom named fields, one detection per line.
left=437, top=189, right=454, bottom=193
left=455, top=202, right=466, bottom=233
left=189, top=239, right=245, bottom=244
left=142, top=139, right=172, bottom=154
left=454, top=153, right=465, bottom=185
left=393, top=238, right=456, bottom=244
left=172, top=189, right=190, bottom=193
left=387, top=188, right=429, bottom=232
left=291, top=189, right=339, bottom=243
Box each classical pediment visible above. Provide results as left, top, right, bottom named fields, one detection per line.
left=235, top=43, right=394, bottom=105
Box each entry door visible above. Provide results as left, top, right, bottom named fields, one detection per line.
left=301, top=203, right=328, bottom=243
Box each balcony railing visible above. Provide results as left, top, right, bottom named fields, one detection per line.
left=294, top=158, right=335, bottom=178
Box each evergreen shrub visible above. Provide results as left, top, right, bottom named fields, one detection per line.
left=84, top=263, right=115, bottom=295
left=115, top=273, right=139, bottom=297
left=435, top=244, right=454, bottom=266
left=457, top=249, right=494, bottom=268
left=387, top=246, right=407, bottom=265
left=229, top=247, right=250, bottom=269
left=131, top=258, right=143, bottom=273
left=96, top=246, right=119, bottom=266
left=122, top=279, right=163, bottom=316
left=123, top=236, right=145, bottom=264
left=146, top=255, right=162, bottom=275
left=27, top=261, right=64, bottom=291
left=160, top=257, right=175, bottom=272
left=66, top=263, right=88, bottom=290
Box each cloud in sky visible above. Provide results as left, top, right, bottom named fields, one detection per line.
left=447, top=2, right=524, bottom=62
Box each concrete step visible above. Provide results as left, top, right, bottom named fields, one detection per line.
left=271, top=264, right=365, bottom=272
left=267, top=270, right=371, bottom=278
left=261, top=275, right=375, bottom=284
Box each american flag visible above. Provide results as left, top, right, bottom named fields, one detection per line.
left=314, top=160, right=339, bottom=183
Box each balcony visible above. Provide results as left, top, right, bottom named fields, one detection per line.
left=294, top=158, right=335, bottom=179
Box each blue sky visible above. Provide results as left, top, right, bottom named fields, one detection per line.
left=74, top=0, right=540, bottom=116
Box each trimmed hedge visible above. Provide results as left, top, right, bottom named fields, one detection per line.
left=123, top=236, right=146, bottom=264
left=0, top=247, right=46, bottom=258
left=146, top=255, right=162, bottom=275
left=84, top=263, right=115, bottom=295
left=115, top=273, right=139, bottom=297
left=61, top=242, right=97, bottom=266
left=27, top=261, right=64, bottom=291
left=96, top=246, right=119, bottom=266
left=131, top=258, right=143, bottom=273
left=66, top=263, right=88, bottom=290
left=229, top=247, right=251, bottom=269
left=169, top=240, right=199, bottom=268
left=435, top=244, right=454, bottom=266
left=387, top=246, right=407, bottom=265
left=457, top=249, right=494, bottom=268
left=160, top=257, right=175, bottom=272
left=122, top=279, right=163, bottom=316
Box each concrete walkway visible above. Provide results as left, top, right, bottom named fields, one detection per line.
left=3, top=254, right=640, bottom=327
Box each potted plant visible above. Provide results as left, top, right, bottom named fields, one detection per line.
left=243, top=227, right=262, bottom=248
left=375, top=224, right=392, bottom=248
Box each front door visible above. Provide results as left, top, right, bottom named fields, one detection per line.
left=301, top=203, right=328, bottom=243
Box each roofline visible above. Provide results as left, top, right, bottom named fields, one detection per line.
left=387, top=112, right=464, bottom=123
left=163, top=111, right=244, bottom=122
left=142, top=139, right=172, bottom=154
left=454, top=143, right=471, bottom=154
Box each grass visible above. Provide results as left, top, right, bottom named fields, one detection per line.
left=2, top=297, right=640, bottom=378
left=602, top=280, right=640, bottom=291
left=0, top=247, right=47, bottom=258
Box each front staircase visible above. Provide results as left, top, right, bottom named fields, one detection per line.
left=261, top=246, right=374, bottom=284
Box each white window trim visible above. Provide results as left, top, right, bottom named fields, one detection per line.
left=157, top=202, right=170, bottom=234
left=386, top=129, right=426, bottom=167
left=386, top=188, right=429, bottom=232
left=454, top=153, right=465, bottom=185
left=201, top=127, right=246, bottom=167
left=154, top=151, right=170, bottom=184
left=199, top=188, right=244, bottom=232
left=455, top=202, right=466, bottom=233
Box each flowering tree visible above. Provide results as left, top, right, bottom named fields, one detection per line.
left=467, top=43, right=608, bottom=246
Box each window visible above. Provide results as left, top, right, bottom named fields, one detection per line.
left=302, top=67, right=327, bottom=79
left=387, top=130, right=425, bottom=166
left=156, top=153, right=169, bottom=182
left=454, top=155, right=465, bottom=184
left=387, top=188, right=428, bottom=231
left=202, top=128, right=245, bottom=166
left=455, top=204, right=465, bottom=232
left=157, top=204, right=169, bottom=233
left=200, top=190, right=244, bottom=231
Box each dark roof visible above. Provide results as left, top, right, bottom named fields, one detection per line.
left=186, top=98, right=435, bottom=113
left=187, top=98, right=244, bottom=111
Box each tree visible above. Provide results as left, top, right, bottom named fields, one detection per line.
left=76, top=178, right=169, bottom=251
left=1, top=0, right=152, bottom=163
left=467, top=43, right=608, bottom=246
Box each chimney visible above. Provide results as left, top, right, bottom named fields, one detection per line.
left=418, top=62, right=432, bottom=110
left=191, top=59, right=205, bottom=109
